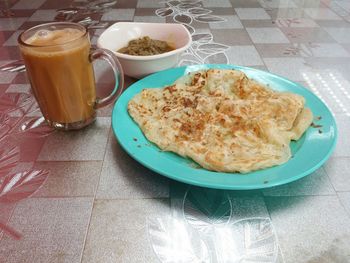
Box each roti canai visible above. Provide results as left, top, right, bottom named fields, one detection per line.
left=128, top=69, right=313, bottom=173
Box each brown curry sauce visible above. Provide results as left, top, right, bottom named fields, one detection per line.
left=118, top=36, right=175, bottom=56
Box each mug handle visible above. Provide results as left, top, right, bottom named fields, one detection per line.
left=89, top=48, right=124, bottom=109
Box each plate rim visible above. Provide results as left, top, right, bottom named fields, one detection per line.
left=112, top=64, right=338, bottom=190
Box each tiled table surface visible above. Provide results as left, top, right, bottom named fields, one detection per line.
left=1, top=0, right=350, bottom=262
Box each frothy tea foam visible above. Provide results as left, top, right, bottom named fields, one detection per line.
left=25, top=28, right=84, bottom=46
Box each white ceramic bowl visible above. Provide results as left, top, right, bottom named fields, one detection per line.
left=97, top=22, right=192, bottom=79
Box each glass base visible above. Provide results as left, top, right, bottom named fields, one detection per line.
left=46, top=114, right=96, bottom=131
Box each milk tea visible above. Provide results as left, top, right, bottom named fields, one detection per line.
left=20, top=28, right=96, bottom=124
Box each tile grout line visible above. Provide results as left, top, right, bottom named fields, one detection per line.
left=320, top=164, right=338, bottom=195
left=335, top=191, right=350, bottom=219
left=79, top=125, right=112, bottom=263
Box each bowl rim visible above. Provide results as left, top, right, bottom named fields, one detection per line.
left=97, top=22, right=192, bottom=61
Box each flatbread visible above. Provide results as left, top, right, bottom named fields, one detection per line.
left=128, top=69, right=313, bottom=173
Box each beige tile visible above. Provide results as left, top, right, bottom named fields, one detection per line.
left=255, top=43, right=302, bottom=57
left=96, top=134, right=169, bottom=199
left=235, top=8, right=271, bottom=20
left=38, top=117, right=111, bottom=161
left=136, top=0, right=165, bottom=8
left=33, top=161, right=102, bottom=197
left=241, top=20, right=276, bottom=27
left=247, top=27, right=290, bottom=43
left=230, top=0, right=262, bottom=8
left=0, top=18, right=27, bottom=31
left=0, top=197, right=93, bottom=263
left=6, top=84, right=31, bottom=93
left=12, top=0, right=46, bottom=9
left=0, top=203, right=15, bottom=223
left=0, top=71, right=17, bottom=84
left=202, top=0, right=232, bottom=7
left=82, top=199, right=169, bottom=263
left=211, top=29, right=252, bottom=45
left=3, top=31, right=23, bottom=46
left=101, top=9, right=135, bottom=21
left=0, top=203, right=16, bottom=241
left=133, top=15, right=165, bottom=23
left=209, top=15, right=243, bottom=29
left=134, top=8, right=159, bottom=16
left=28, top=10, right=57, bottom=21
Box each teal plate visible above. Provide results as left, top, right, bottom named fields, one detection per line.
left=112, top=64, right=337, bottom=190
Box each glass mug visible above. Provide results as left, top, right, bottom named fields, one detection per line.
left=18, top=22, right=124, bottom=130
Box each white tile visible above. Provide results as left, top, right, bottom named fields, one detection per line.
left=0, top=197, right=93, bottom=263
left=38, top=117, right=111, bottom=161
left=263, top=168, right=335, bottom=196
left=137, top=0, right=165, bottom=8
left=133, top=15, right=166, bottom=23
left=225, top=45, right=264, bottom=66
left=33, top=161, right=102, bottom=197
left=275, top=18, right=319, bottom=27
left=336, top=1, right=350, bottom=12
left=96, top=134, right=169, bottom=199
left=266, top=195, right=350, bottom=263
left=247, top=27, right=290, bottom=43
left=28, top=10, right=57, bottom=21
left=338, top=192, right=350, bottom=216
left=101, top=9, right=135, bottom=21
left=304, top=8, right=342, bottom=20
left=298, top=69, right=350, bottom=114
left=202, top=0, right=232, bottom=7
left=306, top=43, right=350, bottom=57
left=324, top=27, right=350, bottom=44
left=271, top=7, right=304, bottom=18
left=0, top=18, right=27, bottom=31
left=82, top=199, right=169, bottom=263
left=209, top=15, right=243, bottom=29
left=235, top=8, right=271, bottom=20
left=324, top=158, right=350, bottom=192
left=12, top=0, right=46, bottom=9
left=263, top=57, right=308, bottom=81
left=333, top=114, right=350, bottom=157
